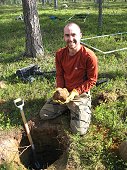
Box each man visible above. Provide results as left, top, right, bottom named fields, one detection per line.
left=40, top=23, right=98, bottom=135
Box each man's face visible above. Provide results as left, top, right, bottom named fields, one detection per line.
left=64, top=25, right=82, bottom=50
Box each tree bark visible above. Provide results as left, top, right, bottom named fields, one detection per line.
left=54, top=0, right=58, bottom=9
left=98, top=0, right=103, bottom=35
left=22, top=0, right=44, bottom=58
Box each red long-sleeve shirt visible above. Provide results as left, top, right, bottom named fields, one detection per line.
left=55, top=45, right=98, bottom=95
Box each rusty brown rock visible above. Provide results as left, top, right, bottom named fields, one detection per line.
left=53, top=88, right=69, bottom=102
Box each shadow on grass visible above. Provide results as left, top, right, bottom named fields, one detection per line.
left=98, top=71, right=126, bottom=81
left=1, top=68, right=56, bottom=86
left=3, top=64, right=126, bottom=85
left=0, top=98, right=46, bottom=128
left=0, top=53, right=26, bottom=64
left=101, top=148, right=127, bottom=170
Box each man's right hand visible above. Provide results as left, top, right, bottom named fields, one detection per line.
left=52, top=88, right=69, bottom=104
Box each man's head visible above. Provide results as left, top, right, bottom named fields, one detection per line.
left=64, top=23, right=82, bottom=51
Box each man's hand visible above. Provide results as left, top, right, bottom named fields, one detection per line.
left=53, top=88, right=79, bottom=104
left=53, top=88, right=69, bottom=104
left=65, top=89, right=79, bottom=103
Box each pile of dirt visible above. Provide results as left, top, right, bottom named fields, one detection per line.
left=0, top=114, right=81, bottom=170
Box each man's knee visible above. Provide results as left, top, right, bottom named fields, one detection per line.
left=39, top=99, right=56, bottom=120
left=40, top=108, right=52, bottom=120
left=39, top=99, right=68, bottom=120
left=70, top=110, right=91, bottom=135
left=40, top=105, right=61, bottom=120
left=70, top=124, right=89, bottom=135
left=70, top=118, right=91, bottom=135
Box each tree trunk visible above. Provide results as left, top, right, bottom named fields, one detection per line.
left=54, top=0, right=58, bottom=9
left=22, top=0, right=44, bottom=58
left=98, top=0, right=103, bottom=35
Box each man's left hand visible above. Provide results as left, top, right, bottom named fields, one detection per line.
left=65, top=89, right=79, bottom=103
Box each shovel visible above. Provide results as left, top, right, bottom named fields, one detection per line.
left=14, top=98, right=40, bottom=169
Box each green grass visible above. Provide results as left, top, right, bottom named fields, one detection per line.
left=82, top=33, right=127, bottom=53
left=0, top=1, right=127, bottom=169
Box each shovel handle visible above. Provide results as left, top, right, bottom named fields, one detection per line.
left=14, top=98, right=24, bottom=110
left=20, top=109, right=34, bottom=149
left=14, top=98, right=34, bottom=149
left=14, top=98, right=40, bottom=169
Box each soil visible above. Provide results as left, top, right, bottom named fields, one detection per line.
left=1, top=91, right=126, bottom=169
left=0, top=113, right=79, bottom=170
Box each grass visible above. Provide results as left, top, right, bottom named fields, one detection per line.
left=0, top=1, right=127, bottom=169
left=81, top=33, right=127, bottom=53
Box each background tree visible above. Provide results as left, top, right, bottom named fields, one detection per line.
left=98, top=0, right=103, bottom=34
left=54, top=0, right=58, bottom=9
left=22, top=0, right=44, bottom=58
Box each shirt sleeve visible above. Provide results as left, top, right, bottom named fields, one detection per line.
left=55, top=51, right=65, bottom=88
left=75, top=52, right=98, bottom=95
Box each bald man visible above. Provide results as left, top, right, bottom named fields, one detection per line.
left=40, top=23, right=98, bottom=136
